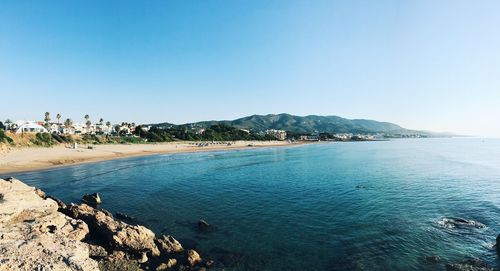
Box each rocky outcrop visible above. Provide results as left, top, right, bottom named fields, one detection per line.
left=186, top=249, right=202, bottom=266
left=1, top=177, right=213, bottom=271
left=0, top=177, right=98, bottom=271
left=157, top=235, right=184, bottom=254
left=64, top=203, right=160, bottom=256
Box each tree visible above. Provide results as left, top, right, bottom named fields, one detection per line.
left=64, top=118, right=73, bottom=128
left=44, top=112, right=51, bottom=126
left=99, top=118, right=104, bottom=125
left=56, top=113, right=61, bottom=124
left=84, top=115, right=90, bottom=128
left=106, top=121, right=111, bottom=127
left=4, top=119, right=12, bottom=130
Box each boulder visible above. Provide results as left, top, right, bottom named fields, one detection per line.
left=187, top=249, right=202, bottom=266
left=82, top=193, right=102, bottom=206
left=62, top=202, right=160, bottom=257
left=93, top=211, right=160, bottom=256
left=89, top=244, right=108, bottom=258
left=157, top=234, right=184, bottom=254
left=156, top=258, right=177, bottom=270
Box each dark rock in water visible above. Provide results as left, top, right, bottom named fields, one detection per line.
left=198, top=219, right=210, bottom=228
left=425, top=255, right=441, bottom=263
left=496, top=234, right=500, bottom=254
left=197, top=219, right=215, bottom=233
left=116, top=212, right=135, bottom=221
left=438, top=217, right=486, bottom=229
left=445, top=258, right=494, bottom=271
left=82, top=193, right=101, bottom=207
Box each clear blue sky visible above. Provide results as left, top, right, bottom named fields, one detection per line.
left=1, top=0, right=499, bottom=136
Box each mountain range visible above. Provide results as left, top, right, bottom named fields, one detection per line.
left=152, top=114, right=445, bottom=136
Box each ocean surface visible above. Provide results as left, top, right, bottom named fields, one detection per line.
left=6, top=138, right=500, bottom=270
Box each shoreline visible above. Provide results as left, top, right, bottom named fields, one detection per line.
left=0, top=140, right=308, bottom=175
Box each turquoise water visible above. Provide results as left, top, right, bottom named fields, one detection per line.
left=5, top=138, right=500, bottom=270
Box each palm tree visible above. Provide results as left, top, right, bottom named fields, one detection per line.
left=64, top=118, right=73, bottom=128
left=99, top=118, right=104, bottom=125
left=44, top=112, right=51, bottom=126
left=84, top=115, right=91, bottom=128
left=56, top=113, right=61, bottom=124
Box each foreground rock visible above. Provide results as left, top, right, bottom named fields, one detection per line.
left=0, top=177, right=99, bottom=271
left=1, top=177, right=213, bottom=271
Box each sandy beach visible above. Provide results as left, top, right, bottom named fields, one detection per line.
left=0, top=141, right=301, bottom=174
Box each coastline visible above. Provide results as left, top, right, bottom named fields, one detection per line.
left=0, top=140, right=306, bottom=175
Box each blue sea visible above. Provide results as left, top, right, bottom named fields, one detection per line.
left=5, top=138, right=500, bottom=270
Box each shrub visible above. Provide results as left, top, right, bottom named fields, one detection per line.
left=33, top=132, right=57, bottom=146
left=0, top=129, right=13, bottom=144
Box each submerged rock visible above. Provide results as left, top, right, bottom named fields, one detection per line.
left=445, top=258, right=494, bottom=271
left=116, top=212, right=135, bottom=221
left=197, top=219, right=216, bottom=232
left=438, top=217, right=486, bottom=229
left=425, top=255, right=441, bottom=263
left=198, top=219, right=210, bottom=228
left=82, top=193, right=102, bottom=207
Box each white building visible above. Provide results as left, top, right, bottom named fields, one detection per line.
left=15, top=122, right=48, bottom=134
left=266, top=129, right=287, bottom=140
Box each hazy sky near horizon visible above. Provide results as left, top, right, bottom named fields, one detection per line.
left=1, top=1, right=499, bottom=136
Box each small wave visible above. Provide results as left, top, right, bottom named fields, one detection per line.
left=437, top=217, right=486, bottom=229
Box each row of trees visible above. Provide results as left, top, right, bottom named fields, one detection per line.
left=134, top=124, right=279, bottom=142
left=43, top=112, right=111, bottom=129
